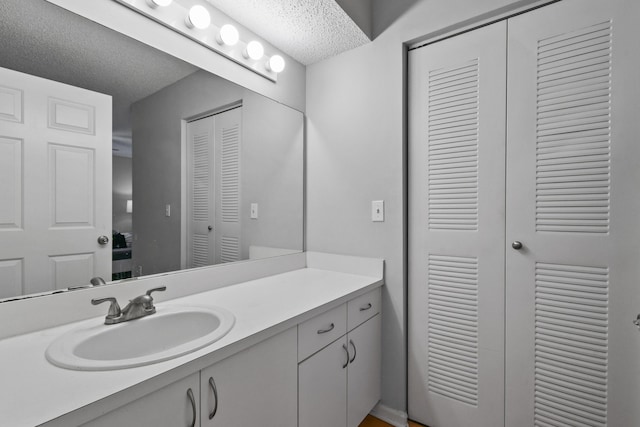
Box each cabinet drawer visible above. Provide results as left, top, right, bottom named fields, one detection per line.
left=298, top=304, right=347, bottom=362
left=347, top=288, right=381, bottom=331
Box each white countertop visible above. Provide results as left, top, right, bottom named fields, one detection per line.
left=0, top=266, right=382, bottom=427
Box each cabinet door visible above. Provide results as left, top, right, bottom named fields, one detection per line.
left=201, top=327, right=297, bottom=427
left=299, top=336, right=349, bottom=427
left=347, top=314, right=381, bottom=427
left=81, top=373, right=199, bottom=427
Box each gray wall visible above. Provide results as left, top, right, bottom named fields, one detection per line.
left=132, top=70, right=303, bottom=276
left=112, top=155, right=132, bottom=235
left=305, top=0, right=544, bottom=414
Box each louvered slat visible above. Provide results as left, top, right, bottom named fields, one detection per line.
left=427, top=254, right=479, bottom=406
left=192, top=133, right=209, bottom=222
left=535, top=21, right=612, bottom=233
left=220, top=236, right=239, bottom=263
left=221, top=125, right=240, bottom=223
left=191, top=234, right=209, bottom=268
left=427, top=59, right=479, bottom=231
left=534, top=261, right=608, bottom=427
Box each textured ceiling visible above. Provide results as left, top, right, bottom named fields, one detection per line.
left=205, top=0, right=371, bottom=65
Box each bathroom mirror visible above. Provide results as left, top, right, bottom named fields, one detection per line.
left=0, top=0, right=303, bottom=300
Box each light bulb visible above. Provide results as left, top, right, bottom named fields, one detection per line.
left=147, top=0, right=172, bottom=7
left=186, top=5, right=211, bottom=30
left=244, top=41, right=264, bottom=60
left=217, top=24, right=239, bottom=46
left=266, top=55, right=286, bottom=73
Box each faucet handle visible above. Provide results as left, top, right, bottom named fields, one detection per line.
left=91, top=297, right=122, bottom=320
left=146, top=286, right=167, bottom=299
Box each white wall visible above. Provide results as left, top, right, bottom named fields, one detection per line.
left=305, top=0, right=545, bottom=414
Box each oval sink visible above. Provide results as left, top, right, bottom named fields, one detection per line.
left=46, top=305, right=235, bottom=371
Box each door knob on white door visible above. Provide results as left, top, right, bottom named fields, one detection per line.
left=512, top=241, right=523, bottom=250
left=97, top=235, right=109, bottom=245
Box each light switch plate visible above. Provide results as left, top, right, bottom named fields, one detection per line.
left=250, top=203, right=258, bottom=219
left=372, top=200, right=384, bottom=222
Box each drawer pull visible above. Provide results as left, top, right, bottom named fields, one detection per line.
left=359, top=303, right=373, bottom=312
left=317, top=323, right=335, bottom=334
left=349, top=339, right=357, bottom=364
left=342, top=343, right=349, bottom=369
left=187, top=388, right=196, bottom=427
left=208, top=377, right=219, bottom=419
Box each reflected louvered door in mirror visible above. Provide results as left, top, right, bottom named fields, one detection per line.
left=408, top=21, right=507, bottom=427
left=505, top=1, right=640, bottom=426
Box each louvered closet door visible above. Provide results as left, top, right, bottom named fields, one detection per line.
left=408, top=22, right=507, bottom=427
left=505, top=1, right=640, bottom=426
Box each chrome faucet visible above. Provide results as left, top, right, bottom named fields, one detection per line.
left=92, top=286, right=166, bottom=325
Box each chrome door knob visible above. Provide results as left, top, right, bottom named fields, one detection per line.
left=512, top=241, right=523, bottom=250
left=97, top=235, right=110, bottom=245
left=208, top=225, right=213, bottom=231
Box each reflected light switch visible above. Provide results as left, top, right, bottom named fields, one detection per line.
left=372, top=200, right=384, bottom=222
left=250, top=203, right=258, bottom=219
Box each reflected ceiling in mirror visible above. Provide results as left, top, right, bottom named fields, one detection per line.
left=0, top=0, right=304, bottom=301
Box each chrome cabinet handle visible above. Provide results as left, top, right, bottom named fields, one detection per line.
left=349, top=339, right=357, bottom=364
left=208, top=377, right=219, bottom=420
left=512, top=241, right=523, bottom=250
left=633, top=314, right=640, bottom=330
left=359, top=303, right=372, bottom=312
left=317, top=323, right=335, bottom=334
left=342, top=343, right=349, bottom=369
left=187, top=388, right=196, bottom=427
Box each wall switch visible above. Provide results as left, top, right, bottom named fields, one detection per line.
left=250, top=203, right=258, bottom=219
left=165, top=204, right=171, bottom=217
left=372, top=200, right=384, bottom=222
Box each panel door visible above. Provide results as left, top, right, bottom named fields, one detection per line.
left=505, top=1, right=640, bottom=426
left=201, top=328, right=297, bottom=427
left=0, top=66, right=111, bottom=297
left=347, top=314, right=381, bottom=427
left=408, top=22, right=507, bottom=427
left=299, top=336, right=348, bottom=427
left=81, top=373, right=199, bottom=427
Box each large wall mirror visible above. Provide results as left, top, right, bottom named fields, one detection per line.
left=0, top=0, right=304, bottom=301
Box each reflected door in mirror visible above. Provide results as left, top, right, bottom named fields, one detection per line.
left=186, top=107, right=242, bottom=268
left=0, top=66, right=112, bottom=298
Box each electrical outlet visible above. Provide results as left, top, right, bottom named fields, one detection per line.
left=372, top=200, right=384, bottom=222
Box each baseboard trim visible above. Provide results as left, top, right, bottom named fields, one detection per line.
left=370, top=403, right=409, bottom=427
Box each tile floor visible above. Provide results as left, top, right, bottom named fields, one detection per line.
left=359, top=415, right=426, bottom=427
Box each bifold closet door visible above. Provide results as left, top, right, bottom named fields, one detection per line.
left=505, top=1, right=640, bottom=426
left=408, top=22, right=507, bottom=427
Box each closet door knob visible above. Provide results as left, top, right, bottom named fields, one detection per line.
left=512, top=241, right=523, bottom=250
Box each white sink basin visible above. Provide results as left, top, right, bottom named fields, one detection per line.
left=46, top=305, right=235, bottom=371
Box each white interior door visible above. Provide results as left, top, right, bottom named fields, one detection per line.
left=505, top=1, right=640, bottom=426
left=0, top=66, right=111, bottom=297
left=186, top=107, right=242, bottom=268
left=408, top=22, right=507, bottom=427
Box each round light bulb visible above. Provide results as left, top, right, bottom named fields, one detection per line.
left=244, top=41, right=264, bottom=60
left=267, top=55, right=286, bottom=73
left=186, top=5, right=211, bottom=30
left=217, top=24, right=239, bottom=46
left=148, top=0, right=172, bottom=7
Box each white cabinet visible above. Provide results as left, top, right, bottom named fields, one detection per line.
left=201, top=327, right=298, bottom=427
left=81, top=372, right=200, bottom=427
left=299, top=288, right=382, bottom=427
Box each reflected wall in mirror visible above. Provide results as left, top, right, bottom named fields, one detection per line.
left=0, top=0, right=304, bottom=301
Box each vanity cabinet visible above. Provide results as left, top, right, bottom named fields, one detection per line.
left=201, top=327, right=297, bottom=427
left=298, top=288, right=381, bottom=427
left=81, top=372, right=200, bottom=427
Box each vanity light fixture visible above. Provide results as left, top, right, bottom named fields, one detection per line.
left=186, top=5, right=211, bottom=30
left=266, top=55, right=286, bottom=73
left=113, top=0, right=284, bottom=82
left=244, top=41, right=264, bottom=60
left=146, top=0, right=172, bottom=7
left=217, top=24, right=239, bottom=46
